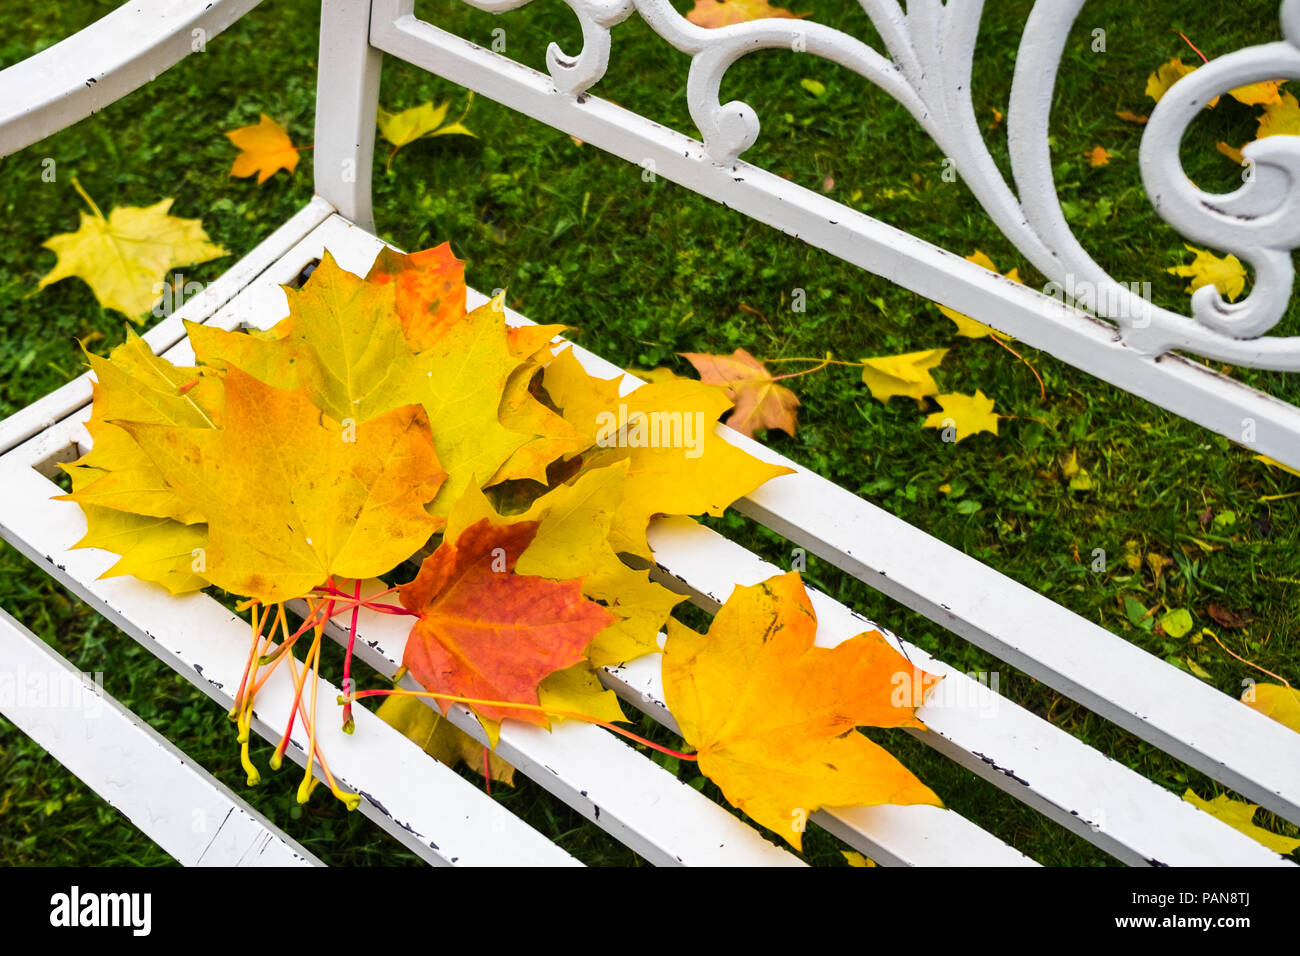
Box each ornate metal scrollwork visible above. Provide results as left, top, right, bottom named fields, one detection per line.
left=455, top=0, right=1300, bottom=369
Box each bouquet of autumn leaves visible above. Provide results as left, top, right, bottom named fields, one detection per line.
left=56, top=244, right=942, bottom=848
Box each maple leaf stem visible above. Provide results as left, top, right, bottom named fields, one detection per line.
left=482, top=744, right=492, bottom=795
left=347, top=687, right=700, bottom=761
left=1206, top=631, right=1292, bottom=688
left=69, top=177, right=106, bottom=221
left=341, top=578, right=362, bottom=734
left=987, top=332, right=1046, bottom=402
left=1179, top=31, right=1210, bottom=63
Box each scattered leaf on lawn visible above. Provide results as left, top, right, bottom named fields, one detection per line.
left=1183, top=790, right=1300, bottom=855
left=680, top=347, right=800, bottom=438
left=1167, top=244, right=1247, bottom=301
left=225, top=114, right=300, bottom=184
left=685, top=0, right=807, bottom=28
left=1145, top=57, right=1218, bottom=108
left=1243, top=683, right=1300, bottom=734
left=859, top=348, right=948, bottom=404
left=1206, top=604, right=1253, bottom=629
left=1160, top=608, right=1194, bottom=639
left=1257, top=91, right=1300, bottom=138
left=1085, top=146, right=1111, bottom=167
left=922, top=391, right=1000, bottom=443
left=37, top=179, right=226, bottom=320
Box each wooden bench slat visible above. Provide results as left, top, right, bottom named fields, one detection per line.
left=0, top=441, right=579, bottom=867
left=0, top=607, right=320, bottom=867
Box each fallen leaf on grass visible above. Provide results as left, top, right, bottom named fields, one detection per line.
left=1257, top=91, right=1300, bottom=138
left=1206, top=604, right=1253, bottom=629
left=1167, top=244, right=1247, bottom=301
left=680, top=347, right=800, bottom=438
left=1243, top=683, right=1300, bottom=734
left=686, top=0, right=807, bottom=28
left=1184, top=790, right=1300, bottom=855
left=37, top=179, right=226, bottom=320
left=859, top=348, right=948, bottom=403
left=1085, top=146, right=1111, bottom=167
left=922, top=391, right=1000, bottom=443
left=225, top=114, right=300, bottom=184
left=1146, top=57, right=1219, bottom=108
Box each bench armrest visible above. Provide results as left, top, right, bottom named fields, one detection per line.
left=0, top=0, right=263, bottom=158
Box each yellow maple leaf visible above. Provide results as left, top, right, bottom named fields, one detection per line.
left=685, top=0, right=807, bottom=28
left=938, top=251, right=1021, bottom=339
left=1167, top=244, right=1247, bottom=301
left=860, top=348, right=948, bottom=404
left=1085, top=146, right=1111, bottom=167
left=37, top=179, right=226, bottom=320
left=923, top=390, right=1000, bottom=443
left=1243, top=682, right=1300, bottom=734
left=542, top=348, right=793, bottom=559
left=662, top=571, right=941, bottom=850
left=1183, top=790, right=1300, bottom=856
left=1145, top=57, right=1218, bottom=109
left=122, top=367, right=444, bottom=603
left=1216, top=141, right=1246, bottom=165
left=377, top=100, right=476, bottom=169
left=189, top=255, right=534, bottom=519
left=60, top=330, right=223, bottom=524
left=1229, top=79, right=1283, bottom=106
left=225, top=114, right=299, bottom=184
left=63, top=460, right=210, bottom=596
left=842, top=850, right=877, bottom=867
left=1257, top=90, right=1300, bottom=139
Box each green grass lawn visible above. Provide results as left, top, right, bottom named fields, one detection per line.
left=0, top=0, right=1297, bottom=866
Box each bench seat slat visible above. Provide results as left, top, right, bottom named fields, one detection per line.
left=0, top=607, right=320, bottom=867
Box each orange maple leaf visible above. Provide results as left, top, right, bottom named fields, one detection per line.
left=226, top=114, right=300, bottom=184
left=663, top=571, right=942, bottom=849
left=1085, top=146, right=1111, bottom=167
left=680, top=348, right=800, bottom=438
left=367, top=243, right=468, bottom=351
left=400, top=516, right=616, bottom=726
left=686, top=0, right=808, bottom=28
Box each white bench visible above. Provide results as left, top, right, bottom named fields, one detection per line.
left=1, top=0, right=1298, bottom=867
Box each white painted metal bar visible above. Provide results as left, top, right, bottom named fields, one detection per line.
left=315, top=0, right=383, bottom=232
left=0, top=0, right=264, bottom=158
left=0, top=424, right=578, bottom=867
left=0, top=607, right=321, bottom=867
left=369, top=2, right=1300, bottom=471
left=635, top=517, right=1297, bottom=867
left=0, top=196, right=336, bottom=456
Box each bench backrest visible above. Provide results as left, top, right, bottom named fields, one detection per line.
left=311, top=0, right=1300, bottom=470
